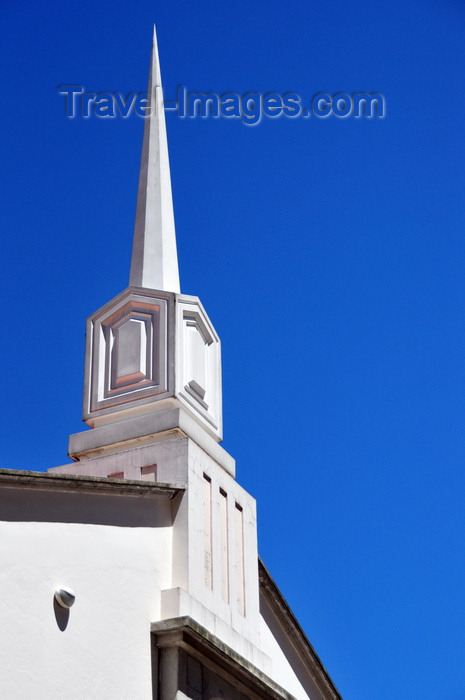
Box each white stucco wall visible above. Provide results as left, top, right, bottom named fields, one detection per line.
left=0, top=516, right=171, bottom=700
left=259, top=612, right=311, bottom=699
left=259, top=592, right=328, bottom=700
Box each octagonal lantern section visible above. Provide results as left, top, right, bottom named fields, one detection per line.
left=83, top=287, right=223, bottom=441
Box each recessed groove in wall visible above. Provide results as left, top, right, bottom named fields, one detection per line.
left=219, top=488, right=229, bottom=603
left=140, top=464, right=157, bottom=481
left=235, top=503, right=245, bottom=615
left=203, top=474, right=213, bottom=589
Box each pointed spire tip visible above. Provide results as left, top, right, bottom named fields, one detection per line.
left=129, top=29, right=180, bottom=294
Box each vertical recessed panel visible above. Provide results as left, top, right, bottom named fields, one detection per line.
left=203, top=475, right=213, bottom=589
left=235, top=503, right=245, bottom=615
left=85, top=290, right=174, bottom=423
left=185, top=321, right=207, bottom=400
left=219, top=488, right=229, bottom=604
left=115, top=319, right=146, bottom=378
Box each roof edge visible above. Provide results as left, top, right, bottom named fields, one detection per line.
left=0, top=468, right=184, bottom=499
left=258, top=558, right=342, bottom=700
left=152, top=615, right=297, bottom=700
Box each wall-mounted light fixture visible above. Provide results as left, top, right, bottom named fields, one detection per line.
left=54, top=587, right=75, bottom=609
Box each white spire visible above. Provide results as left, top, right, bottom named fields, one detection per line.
left=129, top=26, right=180, bottom=293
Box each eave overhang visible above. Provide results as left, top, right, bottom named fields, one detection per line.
left=0, top=468, right=184, bottom=500
left=152, top=615, right=297, bottom=700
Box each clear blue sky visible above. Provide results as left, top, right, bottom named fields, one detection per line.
left=3, top=1, right=465, bottom=698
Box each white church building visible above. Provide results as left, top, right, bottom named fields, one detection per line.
left=0, top=31, right=342, bottom=700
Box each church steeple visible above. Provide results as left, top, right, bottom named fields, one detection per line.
left=129, top=27, right=180, bottom=293
left=77, top=31, right=222, bottom=442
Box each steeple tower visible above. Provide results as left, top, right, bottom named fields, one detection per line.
left=74, top=27, right=222, bottom=448
left=129, top=27, right=180, bottom=293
